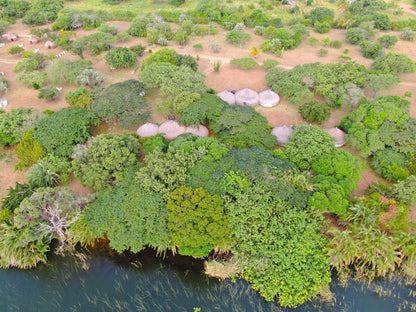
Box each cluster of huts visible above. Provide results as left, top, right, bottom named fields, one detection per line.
left=217, top=88, right=280, bottom=107
left=137, top=120, right=209, bottom=140
left=4, top=34, right=55, bottom=48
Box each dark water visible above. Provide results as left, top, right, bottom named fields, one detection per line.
left=1, top=253, right=416, bottom=312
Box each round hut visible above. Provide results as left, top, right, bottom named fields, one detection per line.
left=44, top=40, right=55, bottom=49
left=235, top=88, right=259, bottom=107
left=29, top=37, right=38, bottom=44
left=271, top=125, right=294, bottom=146
left=325, top=127, right=346, bottom=147
left=7, top=33, right=17, bottom=42
left=136, top=122, right=159, bottom=138
left=259, top=90, right=280, bottom=107
left=217, top=90, right=236, bottom=105
left=158, top=120, right=187, bottom=140
left=185, top=125, right=209, bottom=137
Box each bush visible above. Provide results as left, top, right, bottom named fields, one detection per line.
left=263, top=59, right=280, bottom=70
left=13, top=53, right=47, bottom=73
left=193, top=43, right=203, bottom=50
left=371, top=148, right=410, bottom=182
left=38, top=87, right=59, bottom=100
left=22, top=0, right=63, bottom=25
left=129, top=44, right=146, bottom=56
left=173, top=29, right=189, bottom=45
left=298, top=101, right=331, bottom=124
left=98, top=24, right=118, bottom=35
left=64, top=86, right=96, bottom=109
left=309, top=7, right=334, bottom=23
left=226, top=29, right=251, bottom=46
left=209, top=42, right=221, bottom=53
left=378, top=35, right=398, bottom=48
left=15, top=129, right=44, bottom=168
left=104, top=47, right=137, bottom=68
left=372, top=52, right=416, bottom=74
left=360, top=41, right=384, bottom=59
left=0, top=77, right=8, bottom=94
left=400, top=28, right=416, bottom=41
left=346, top=28, right=366, bottom=44
left=314, top=21, right=331, bottom=34
left=329, top=40, right=342, bottom=48
left=318, top=48, right=328, bottom=57
left=47, top=59, right=92, bottom=85
left=230, top=57, right=258, bottom=69
left=309, top=37, right=319, bottom=45
left=27, top=154, right=71, bottom=188
left=16, top=71, right=47, bottom=89
left=75, top=69, right=105, bottom=87
left=0, top=108, right=40, bottom=147
left=8, top=46, right=24, bottom=55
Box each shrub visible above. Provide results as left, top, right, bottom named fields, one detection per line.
left=172, top=92, right=200, bottom=115
left=322, top=37, right=331, bottom=46
left=360, top=41, right=384, bottom=59
left=14, top=130, right=44, bottom=168
left=226, top=29, right=251, bottom=46
left=372, top=52, right=416, bottom=74
left=329, top=40, right=342, bottom=48
left=98, top=24, right=118, bottom=35
left=318, top=48, right=328, bottom=57
left=64, top=86, right=95, bottom=109
left=13, top=53, right=47, bottom=73
left=213, top=61, right=221, bottom=72
left=8, top=46, right=24, bottom=55
left=104, top=47, right=137, bottom=68
left=230, top=57, right=258, bottom=69
left=75, top=69, right=105, bottom=87
left=309, top=37, right=319, bottom=45
left=346, top=28, right=366, bottom=44
left=371, top=148, right=410, bottom=182
left=37, top=87, right=59, bottom=100
left=314, top=21, right=331, bottom=34
left=378, top=35, right=398, bottom=48
left=0, top=77, right=8, bottom=94
left=129, top=44, right=146, bottom=56
left=0, top=108, right=39, bottom=147
left=209, top=42, right=222, bottom=53
left=193, top=43, right=203, bottom=50
left=22, top=0, right=64, bottom=25
left=263, top=59, right=280, bottom=70
left=173, top=29, right=189, bottom=45
left=27, top=154, right=71, bottom=188
left=16, top=71, right=47, bottom=89
left=400, top=28, right=416, bottom=41
left=309, top=6, right=334, bottom=23
left=298, top=101, right=331, bottom=124
left=47, top=59, right=92, bottom=85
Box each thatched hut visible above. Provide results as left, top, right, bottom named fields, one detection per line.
left=217, top=90, right=236, bottom=105
left=325, top=127, right=346, bottom=147
left=44, top=40, right=55, bottom=49
left=29, top=37, right=38, bottom=44
left=158, top=120, right=187, bottom=140
left=235, top=88, right=259, bottom=107
left=136, top=122, right=159, bottom=138
left=7, top=33, right=17, bottom=42
left=185, top=125, right=209, bottom=137
left=271, top=125, right=294, bottom=146
left=259, top=90, right=280, bottom=107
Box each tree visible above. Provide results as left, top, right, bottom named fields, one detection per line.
left=0, top=108, right=39, bottom=147
left=372, top=52, right=416, bottom=74
left=391, top=175, right=416, bottom=206
left=73, top=133, right=141, bottom=190
left=27, top=154, right=71, bottom=188
left=366, top=74, right=401, bottom=98
left=173, top=29, right=189, bottom=45
left=309, top=6, right=334, bottom=23
left=47, top=59, right=93, bottom=85
left=284, top=124, right=335, bottom=170
left=378, top=35, right=398, bottom=48
left=141, top=47, right=178, bottom=69
left=167, top=186, right=230, bottom=258
left=75, top=69, right=105, bottom=87
left=298, top=100, right=331, bottom=124
left=226, top=29, right=251, bottom=47
left=15, top=130, right=44, bottom=169
left=104, top=47, right=137, bottom=68
left=38, top=87, right=59, bottom=100
left=33, top=108, right=99, bottom=157
left=91, top=79, right=150, bottom=128
left=371, top=148, right=409, bottom=182
left=22, top=0, right=63, bottom=25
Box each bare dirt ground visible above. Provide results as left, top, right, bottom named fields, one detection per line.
left=1, top=20, right=416, bottom=200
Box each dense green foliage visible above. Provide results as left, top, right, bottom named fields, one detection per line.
left=298, top=100, right=331, bottom=124
left=372, top=53, right=416, bottom=74
left=104, top=47, right=137, bottom=68
left=33, top=108, right=99, bottom=157
left=230, top=58, right=258, bottom=69
left=14, top=130, right=44, bottom=169
left=73, top=133, right=141, bottom=190
left=46, top=59, right=93, bottom=85
left=0, top=108, right=40, bottom=146
left=22, top=0, right=63, bottom=25
left=91, top=79, right=150, bottom=128
left=27, top=154, right=71, bottom=188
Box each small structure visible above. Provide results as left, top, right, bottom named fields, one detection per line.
left=271, top=125, right=294, bottom=146
left=137, top=122, right=159, bottom=137
left=7, top=33, right=17, bottom=42
left=325, top=127, right=347, bottom=148
left=235, top=88, right=259, bottom=107
left=0, top=99, right=8, bottom=108
left=44, top=40, right=55, bottom=49
left=158, top=120, right=187, bottom=140
left=29, top=37, right=38, bottom=44
left=217, top=90, right=236, bottom=105
left=259, top=90, right=280, bottom=107
left=185, top=125, right=209, bottom=137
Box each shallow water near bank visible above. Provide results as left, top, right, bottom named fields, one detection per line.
left=0, top=253, right=416, bottom=312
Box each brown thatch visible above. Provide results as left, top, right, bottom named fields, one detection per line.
left=325, top=127, right=346, bottom=147
left=136, top=122, right=159, bottom=138
left=185, top=125, right=209, bottom=137
left=158, top=120, right=187, bottom=140
left=235, top=88, right=259, bottom=107
left=259, top=90, right=280, bottom=107
left=7, top=33, right=17, bottom=42
left=217, top=90, right=236, bottom=105
left=271, top=125, right=294, bottom=146
left=44, top=40, right=55, bottom=49
left=29, top=37, right=38, bottom=44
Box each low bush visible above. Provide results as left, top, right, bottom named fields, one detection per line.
left=104, top=47, right=137, bottom=68
left=298, top=101, right=331, bottom=124
left=37, top=87, right=59, bottom=100
left=329, top=40, right=342, bottom=48
left=230, top=58, right=259, bottom=69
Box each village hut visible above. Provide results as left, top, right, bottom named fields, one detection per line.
left=271, top=125, right=294, bottom=146
left=0, top=99, right=8, bottom=108
left=44, top=40, right=55, bottom=49
left=158, top=120, right=187, bottom=140
left=136, top=122, right=159, bottom=138
left=185, top=125, right=209, bottom=137
left=259, top=90, right=280, bottom=107
left=7, top=33, right=17, bottom=42
left=325, top=127, right=346, bottom=148
left=217, top=90, right=236, bottom=105
left=29, top=37, right=38, bottom=44
left=235, top=88, right=259, bottom=107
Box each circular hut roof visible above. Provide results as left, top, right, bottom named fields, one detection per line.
left=271, top=125, right=294, bottom=146
left=185, top=125, right=209, bottom=137
left=7, top=33, right=17, bottom=41
left=136, top=122, right=159, bottom=138
left=217, top=90, right=236, bottom=105
left=158, top=120, right=187, bottom=140
left=235, top=88, right=259, bottom=107
left=259, top=90, right=280, bottom=107
left=29, top=37, right=38, bottom=44
left=44, top=40, right=55, bottom=48
left=325, top=127, right=346, bottom=148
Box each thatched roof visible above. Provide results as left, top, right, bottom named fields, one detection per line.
left=44, top=40, right=55, bottom=48
left=136, top=122, right=159, bottom=137
left=29, top=37, right=38, bottom=44
left=158, top=120, right=187, bottom=140
left=185, top=125, right=209, bottom=137
left=7, top=33, right=17, bottom=41
left=325, top=127, right=346, bottom=147
left=235, top=88, right=259, bottom=107
left=259, top=90, right=280, bottom=107
left=271, top=125, right=294, bottom=146
left=217, top=90, right=236, bottom=105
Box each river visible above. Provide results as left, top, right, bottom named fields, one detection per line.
left=0, top=251, right=415, bottom=312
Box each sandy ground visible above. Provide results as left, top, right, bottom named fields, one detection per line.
left=1, top=20, right=416, bottom=200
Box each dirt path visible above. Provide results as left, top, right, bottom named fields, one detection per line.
left=397, top=3, right=416, bottom=17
